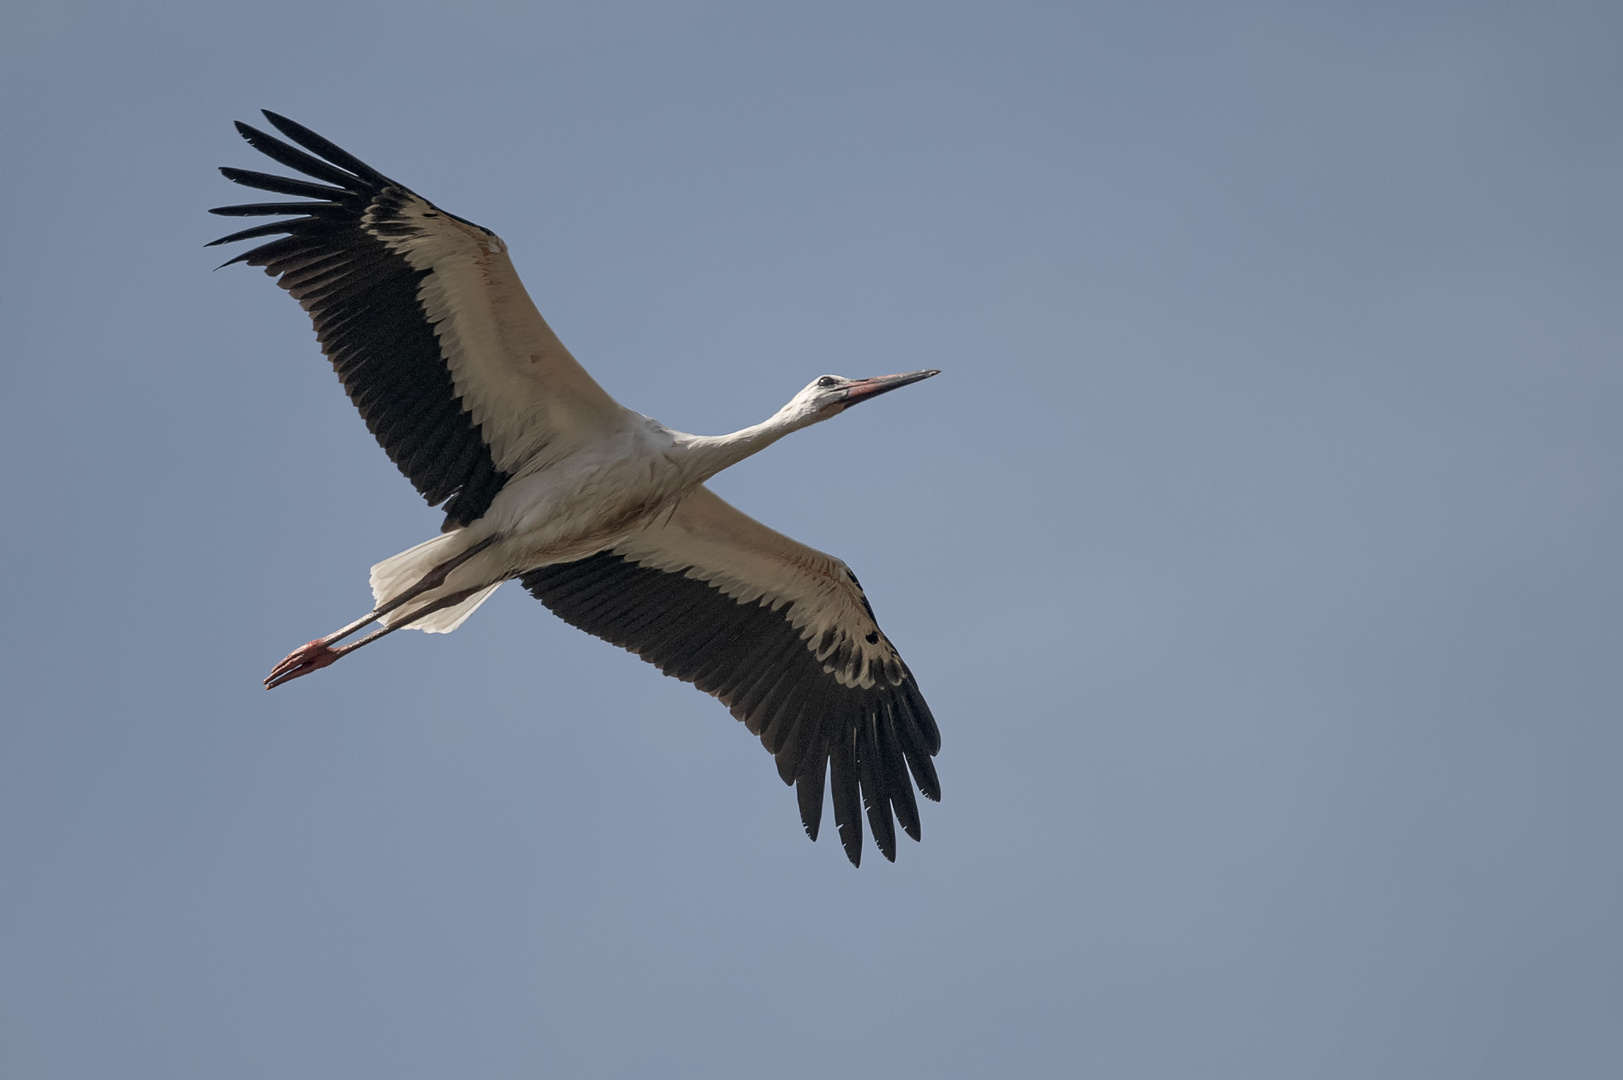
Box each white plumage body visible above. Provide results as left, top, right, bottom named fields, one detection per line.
left=213, top=110, right=942, bottom=865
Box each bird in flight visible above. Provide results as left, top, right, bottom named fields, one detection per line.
left=211, top=111, right=941, bottom=866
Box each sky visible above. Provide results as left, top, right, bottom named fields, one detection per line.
left=2, top=2, right=1621, bottom=1077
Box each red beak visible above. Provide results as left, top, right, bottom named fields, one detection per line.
left=841, top=369, right=941, bottom=407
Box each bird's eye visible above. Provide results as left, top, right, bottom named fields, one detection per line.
left=816, top=376, right=838, bottom=389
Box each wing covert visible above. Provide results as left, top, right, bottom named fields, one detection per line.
left=211, top=111, right=628, bottom=527
left=519, top=486, right=940, bottom=866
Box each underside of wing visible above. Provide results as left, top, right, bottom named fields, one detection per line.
left=519, top=486, right=940, bottom=866
left=210, top=111, right=627, bottom=528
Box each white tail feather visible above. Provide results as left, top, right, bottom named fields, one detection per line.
left=369, top=533, right=462, bottom=608
left=369, top=533, right=501, bottom=633
left=406, top=582, right=503, bottom=633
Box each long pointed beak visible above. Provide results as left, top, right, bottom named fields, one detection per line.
left=842, top=368, right=941, bottom=407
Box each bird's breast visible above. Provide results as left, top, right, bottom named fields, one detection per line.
left=483, top=441, right=691, bottom=566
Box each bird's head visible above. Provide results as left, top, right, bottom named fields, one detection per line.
left=785, top=369, right=941, bottom=426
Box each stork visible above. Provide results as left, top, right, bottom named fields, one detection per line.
left=211, top=112, right=941, bottom=866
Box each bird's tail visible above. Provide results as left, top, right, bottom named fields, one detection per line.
left=369, top=534, right=503, bottom=634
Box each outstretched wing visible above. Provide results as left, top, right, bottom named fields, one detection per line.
left=211, top=111, right=628, bottom=528
left=520, top=486, right=941, bottom=867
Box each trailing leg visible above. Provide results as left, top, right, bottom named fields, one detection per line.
left=262, top=536, right=498, bottom=690
left=264, top=583, right=495, bottom=689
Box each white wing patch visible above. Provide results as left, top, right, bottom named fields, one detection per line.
left=612, top=487, right=907, bottom=691
left=363, top=193, right=629, bottom=473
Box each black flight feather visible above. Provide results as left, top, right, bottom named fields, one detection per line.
left=522, top=551, right=941, bottom=866
left=210, top=112, right=511, bottom=527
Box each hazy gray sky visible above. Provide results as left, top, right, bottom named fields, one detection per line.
left=3, top=3, right=1620, bottom=1077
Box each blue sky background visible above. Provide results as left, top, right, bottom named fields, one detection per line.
left=3, top=3, right=1620, bottom=1077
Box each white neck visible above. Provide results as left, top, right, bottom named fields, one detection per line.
left=677, top=402, right=817, bottom=483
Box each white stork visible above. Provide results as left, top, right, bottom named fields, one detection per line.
left=211, top=112, right=941, bottom=866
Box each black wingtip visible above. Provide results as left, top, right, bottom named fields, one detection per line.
left=798, top=791, right=822, bottom=843
left=912, top=754, right=942, bottom=803
left=227, top=119, right=369, bottom=193
left=257, top=110, right=392, bottom=186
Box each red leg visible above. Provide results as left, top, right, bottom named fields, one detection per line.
left=264, top=639, right=344, bottom=689
left=262, top=537, right=499, bottom=690
left=262, top=583, right=489, bottom=690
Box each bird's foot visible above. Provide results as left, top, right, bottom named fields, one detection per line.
left=265, top=639, right=342, bottom=689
